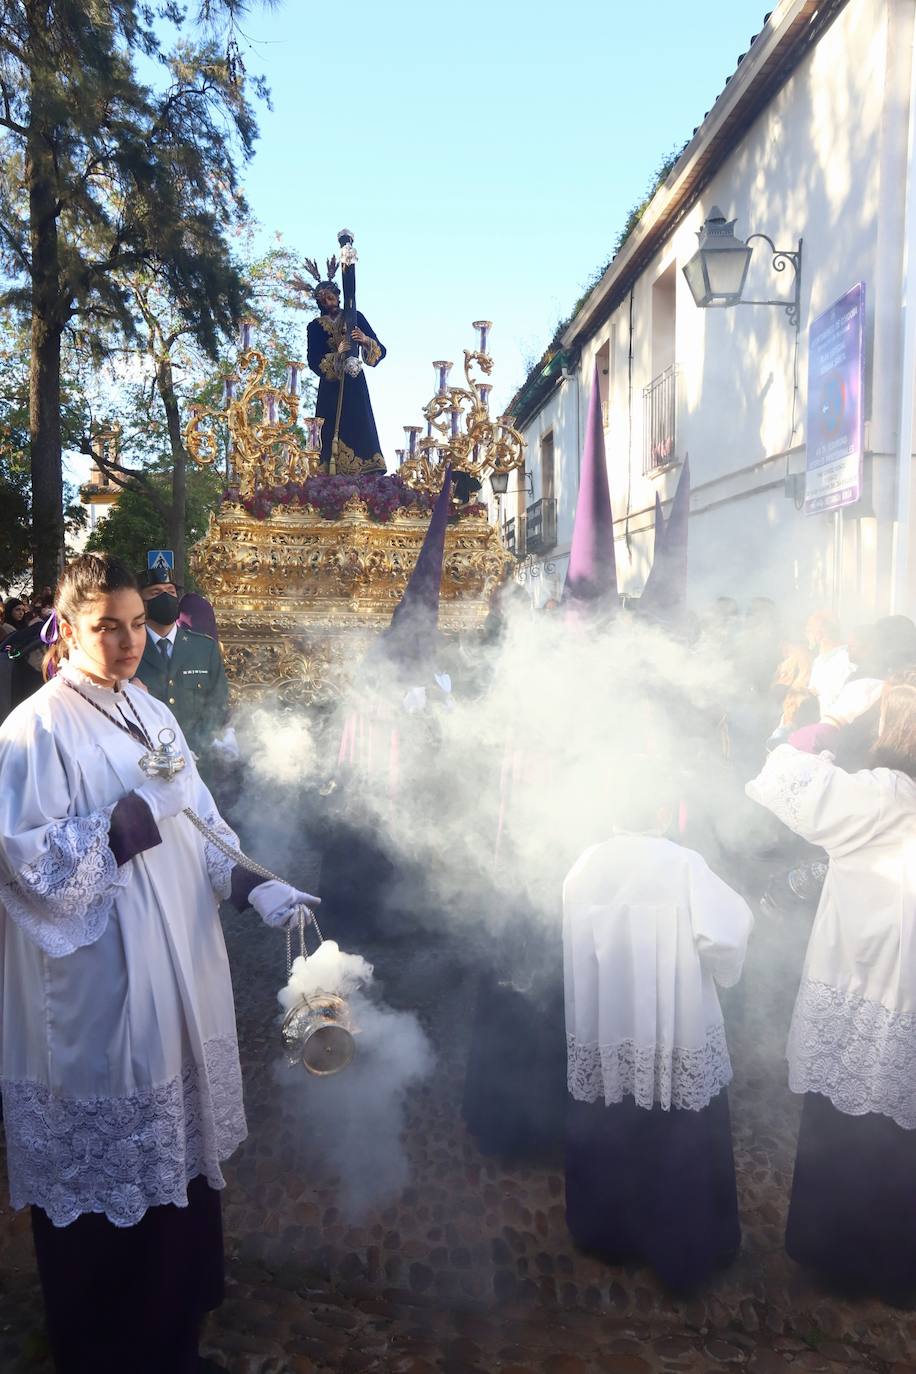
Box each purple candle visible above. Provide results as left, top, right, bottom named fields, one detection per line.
left=433, top=361, right=452, bottom=396
left=473, top=320, right=492, bottom=355
left=287, top=363, right=301, bottom=396
left=405, top=425, right=422, bottom=456
left=450, top=405, right=461, bottom=439
left=265, top=394, right=277, bottom=425
left=478, top=383, right=492, bottom=413
left=239, top=319, right=253, bottom=351
left=395, top=448, right=406, bottom=467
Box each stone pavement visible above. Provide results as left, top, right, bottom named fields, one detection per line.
left=1, top=896, right=916, bottom=1373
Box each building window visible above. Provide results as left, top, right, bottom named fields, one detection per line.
left=525, top=498, right=557, bottom=554
left=540, top=430, right=555, bottom=503
left=595, top=340, right=611, bottom=427
left=643, top=366, right=677, bottom=473
left=643, top=264, right=678, bottom=474
left=651, top=263, right=676, bottom=379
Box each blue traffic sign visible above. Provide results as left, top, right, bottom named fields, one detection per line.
left=147, top=549, right=175, bottom=578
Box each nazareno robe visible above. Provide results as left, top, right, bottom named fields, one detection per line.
left=747, top=745, right=916, bottom=1300
left=307, top=309, right=386, bottom=474
left=562, top=834, right=752, bottom=1291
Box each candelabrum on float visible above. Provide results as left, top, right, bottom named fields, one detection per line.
left=184, top=318, right=324, bottom=500
left=398, top=321, right=526, bottom=498
left=179, top=314, right=515, bottom=707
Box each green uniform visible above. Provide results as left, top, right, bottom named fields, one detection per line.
left=134, top=627, right=230, bottom=761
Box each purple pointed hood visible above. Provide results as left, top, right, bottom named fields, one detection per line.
left=639, top=457, right=690, bottom=620
left=178, top=592, right=218, bottom=641
left=380, top=464, right=453, bottom=667
left=652, top=491, right=665, bottom=555
left=563, top=365, right=618, bottom=609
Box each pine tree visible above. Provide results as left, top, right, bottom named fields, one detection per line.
left=0, top=1, right=266, bottom=587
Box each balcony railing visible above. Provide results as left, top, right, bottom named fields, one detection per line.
left=502, top=515, right=526, bottom=558
left=643, top=364, right=678, bottom=474
left=525, top=498, right=557, bottom=555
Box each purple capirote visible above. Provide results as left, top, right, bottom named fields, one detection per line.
left=563, top=365, right=618, bottom=607
left=178, top=593, right=218, bottom=641
left=639, top=456, right=690, bottom=621
left=380, top=464, right=454, bottom=667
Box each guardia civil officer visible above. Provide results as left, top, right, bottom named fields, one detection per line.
left=133, top=567, right=235, bottom=767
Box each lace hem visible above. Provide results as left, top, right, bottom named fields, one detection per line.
left=3, top=1036, right=247, bottom=1227
left=202, top=810, right=241, bottom=902
left=787, top=978, right=916, bottom=1129
left=2, top=807, right=128, bottom=957
left=566, top=1024, right=732, bottom=1112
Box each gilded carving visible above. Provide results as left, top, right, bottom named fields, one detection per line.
left=190, top=501, right=509, bottom=706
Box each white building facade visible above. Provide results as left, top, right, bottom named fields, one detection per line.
left=502, top=0, right=916, bottom=622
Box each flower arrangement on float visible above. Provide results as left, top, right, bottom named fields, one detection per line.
left=222, top=471, right=486, bottom=524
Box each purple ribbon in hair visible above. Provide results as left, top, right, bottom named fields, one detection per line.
left=40, top=610, right=59, bottom=645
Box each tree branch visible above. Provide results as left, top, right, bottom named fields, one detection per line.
left=0, top=215, right=30, bottom=272
left=0, top=74, right=26, bottom=137
left=87, top=448, right=170, bottom=519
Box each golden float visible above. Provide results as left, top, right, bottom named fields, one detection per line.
left=185, top=323, right=524, bottom=705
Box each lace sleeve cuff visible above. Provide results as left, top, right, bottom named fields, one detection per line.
left=2, top=807, right=130, bottom=958
left=745, top=745, right=828, bottom=833
left=201, top=810, right=242, bottom=902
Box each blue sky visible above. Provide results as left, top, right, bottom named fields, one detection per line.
left=77, top=0, right=776, bottom=483
left=229, top=0, right=776, bottom=461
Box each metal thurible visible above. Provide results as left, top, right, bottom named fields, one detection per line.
left=282, top=908, right=355, bottom=1077
left=138, top=728, right=187, bottom=781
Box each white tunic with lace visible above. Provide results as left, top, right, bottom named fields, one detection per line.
left=747, top=744, right=916, bottom=1129
left=0, top=661, right=246, bottom=1227
left=563, top=836, right=753, bottom=1112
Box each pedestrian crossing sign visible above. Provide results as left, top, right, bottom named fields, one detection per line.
left=147, top=549, right=175, bottom=579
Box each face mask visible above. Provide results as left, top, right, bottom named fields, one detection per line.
left=146, top=592, right=180, bottom=625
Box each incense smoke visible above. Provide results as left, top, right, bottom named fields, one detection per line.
left=274, top=940, right=434, bottom=1219
left=227, top=579, right=820, bottom=1223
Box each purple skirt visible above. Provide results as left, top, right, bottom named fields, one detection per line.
left=565, top=1089, right=740, bottom=1292
left=787, top=1091, right=916, bottom=1303
left=31, top=1173, right=224, bottom=1374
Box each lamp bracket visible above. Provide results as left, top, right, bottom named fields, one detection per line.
left=741, top=235, right=803, bottom=329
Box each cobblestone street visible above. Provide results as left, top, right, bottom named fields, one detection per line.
left=2, top=895, right=916, bottom=1373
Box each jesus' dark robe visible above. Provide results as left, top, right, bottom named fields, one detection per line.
left=307, top=310, right=386, bottom=475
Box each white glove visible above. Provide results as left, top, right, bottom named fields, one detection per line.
left=134, top=768, right=196, bottom=825
left=403, top=686, right=427, bottom=713
left=249, top=879, right=321, bottom=931
left=210, top=726, right=240, bottom=762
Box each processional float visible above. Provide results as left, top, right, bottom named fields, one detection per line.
left=184, top=230, right=526, bottom=706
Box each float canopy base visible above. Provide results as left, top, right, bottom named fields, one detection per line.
left=189, top=499, right=509, bottom=707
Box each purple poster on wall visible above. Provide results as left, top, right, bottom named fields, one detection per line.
left=804, top=282, right=866, bottom=515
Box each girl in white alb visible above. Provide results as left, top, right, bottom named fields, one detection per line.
left=562, top=773, right=752, bottom=1292
left=747, top=667, right=916, bottom=1303
left=0, top=553, right=317, bottom=1374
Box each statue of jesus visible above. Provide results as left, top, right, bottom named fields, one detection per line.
left=295, top=236, right=387, bottom=476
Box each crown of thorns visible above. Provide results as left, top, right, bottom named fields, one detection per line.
left=290, top=256, right=340, bottom=300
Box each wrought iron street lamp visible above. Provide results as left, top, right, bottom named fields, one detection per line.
left=490, top=468, right=533, bottom=497
left=683, top=207, right=803, bottom=328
